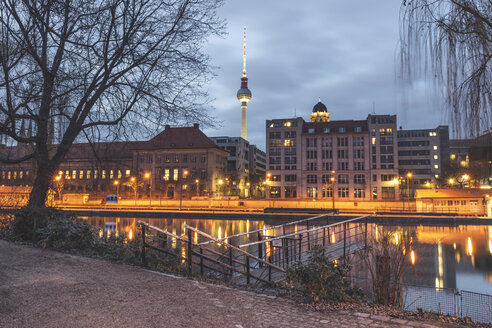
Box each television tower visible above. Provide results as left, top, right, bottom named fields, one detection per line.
left=236, top=26, right=252, bottom=140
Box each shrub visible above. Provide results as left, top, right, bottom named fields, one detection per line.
left=286, top=246, right=363, bottom=303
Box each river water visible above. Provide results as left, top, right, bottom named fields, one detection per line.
left=84, top=216, right=492, bottom=296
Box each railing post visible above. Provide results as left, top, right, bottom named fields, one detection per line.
left=200, top=248, right=204, bottom=276
left=323, top=227, right=326, bottom=246
left=268, top=241, right=273, bottom=282
left=229, top=247, right=233, bottom=278
left=307, top=231, right=311, bottom=250
left=298, top=234, right=302, bottom=263
left=327, top=227, right=330, bottom=244
left=364, top=217, right=368, bottom=249
left=246, top=256, right=250, bottom=285
left=284, top=238, right=289, bottom=267
left=141, top=224, right=147, bottom=266
left=343, top=222, right=347, bottom=260
left=187, top=229, right=192, bottom=275
left=257, top=232, right=263, bottom=267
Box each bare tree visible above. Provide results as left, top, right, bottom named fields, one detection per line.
left=0, top=0, right=224, bottom=208
left=399, top=0, right=491, bottom=137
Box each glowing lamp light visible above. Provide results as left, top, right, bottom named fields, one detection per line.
left=407, top=172, right=413, bottom=179
left=448, top=178, right=455, bottom=184
left=410, top=250, right=416, bottom=265
left=144, top=172, right=150, bottom=179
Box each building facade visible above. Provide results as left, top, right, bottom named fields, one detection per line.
left=397, top=125, right=450, bottom=195
left=265, top=100, right=399, bottom=200
left=0, top=124, right=228, bottom=200
left=210, top=136, right=266, bottom=197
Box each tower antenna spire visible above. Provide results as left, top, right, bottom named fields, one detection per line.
left=242, top=26, right=247, bottom=77
left=237, top=26, right=252, bottom=140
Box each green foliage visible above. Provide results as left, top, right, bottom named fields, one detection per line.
left=286, top=246, right=363, bottom=303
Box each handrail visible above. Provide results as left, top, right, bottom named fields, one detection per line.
left=184, top=224, right=286, bottom=273
left=197, top=212, right=335, bottom=246
left=239, top=214, right=371, bottom=248
left=137, top=220, right=188, bottom=242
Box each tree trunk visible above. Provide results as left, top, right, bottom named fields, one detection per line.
left=27, top=159, right=56, bottom=209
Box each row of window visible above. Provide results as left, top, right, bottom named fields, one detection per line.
left=138, top=154, right=207, bottom=164
left=305, top=161, right=366, bottom=171
left=306, top=174, right=366, bottom=185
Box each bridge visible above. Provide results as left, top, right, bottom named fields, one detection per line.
left=137, top=213, right=371, bottom=286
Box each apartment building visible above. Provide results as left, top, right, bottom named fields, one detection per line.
left=397, top=125, right=450, bottom=194
left=265, top=99, right=399, bottom=200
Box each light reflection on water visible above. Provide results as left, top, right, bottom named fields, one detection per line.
left=83, top=216, right=492, bottom=294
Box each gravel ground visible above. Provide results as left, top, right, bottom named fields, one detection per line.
left=0, top=240, right=450, bottom=328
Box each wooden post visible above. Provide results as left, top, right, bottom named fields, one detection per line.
left=141, top=224, right=147, bottom=266
left=246, top=256, right=250, bottom=285
left=187, top=229, right=192, bottom=275
left=200, top=248, right=204, bottom=275
left=257, top=232, right=263, bottom=267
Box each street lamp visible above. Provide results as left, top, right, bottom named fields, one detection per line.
left=195, top=179, right=200, bottom=197
left=114, top=180, right=119, bottom=197
left=179, top=169, right=189, bottom=210
left=330, top=176, right=336, bottom=211
left=131, top=177, right=137, bottom=205
left=144, top=172, right=151, bottom=207
left=406, top=172, right=413, bottom=212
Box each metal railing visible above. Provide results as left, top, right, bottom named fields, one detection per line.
left=401, top=285, right=492, bottom=324
left=137, top=214, right=370, bottom=286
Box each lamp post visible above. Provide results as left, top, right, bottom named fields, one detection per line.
left=330, top=176, right=336, bottom=211
left=406, top=172, right=413, bottom=212
left=131, top=177, right=137, bottom=205
left=179, top=169, right=188, bottom=210
left=114, top=180, right=119, bottom=199
left=195, top=179, right=200, bottom=197
left=144, top=172, right=151, bottom=207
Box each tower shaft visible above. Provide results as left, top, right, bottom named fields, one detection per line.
left=241, top=105, right=247, bottom=140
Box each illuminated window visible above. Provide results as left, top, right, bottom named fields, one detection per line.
left=13, top=171, right=17, bottom=179
left=72, top=170, right=76, bottom=179
left=102, top=170, right=106, bottom=179
left=450, top=154, right=456, bottom=160
left=433, top=146, right=438, bottom=150
left=164, top=169, right=170, bottom=181
left=110, top=170, right=114, bottom=179
left=283, top=121, right=292, bottom=127
left=19, top=171, right=23, bottom=179
left=1, top=171, right=5, bottom=179
left=86, top=170, right=91, bottom=180
left=173, top=168, right=179, bottom=181
left=7, top=171, right=11, bottom=179
left=434, top=165, right=439, bottom=169
left=371, top=137, right=376, bottom=145
left=434, top=155, right=438, bottom=160
left=435, top=174, right=439, bottom=179
left=65, top=170, right=70, bottom=179
left=79, top=170, right=83, bottom=179
left=94, top=170, right=98, bottom=179
left=118, top=170, right=122, bottom=179
left=125, top=170, right=131, bottom=177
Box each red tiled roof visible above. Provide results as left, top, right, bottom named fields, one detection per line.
left=0, top=126, right=224, bottom=163
left=134, top=126, right=224, bottom=151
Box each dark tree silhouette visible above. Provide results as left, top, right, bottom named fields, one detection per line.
left=400, top=0, right=491, bottom=137
left=0, top=0, right=224, bottom=208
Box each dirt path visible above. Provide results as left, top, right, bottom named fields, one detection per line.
left=0, top=240, right=445, bottom=328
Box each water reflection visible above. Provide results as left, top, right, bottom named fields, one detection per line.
left=83, top=216, right=492, bottom=294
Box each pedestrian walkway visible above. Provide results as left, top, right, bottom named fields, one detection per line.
left=0, top=240, right=446, bottom=328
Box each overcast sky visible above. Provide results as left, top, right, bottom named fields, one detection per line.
left=201, top=1, right=449, bottom=149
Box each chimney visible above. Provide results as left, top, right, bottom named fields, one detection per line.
left=193, top=123, right=199, bottom=129
left=165, top=124, right=171, bottom=130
